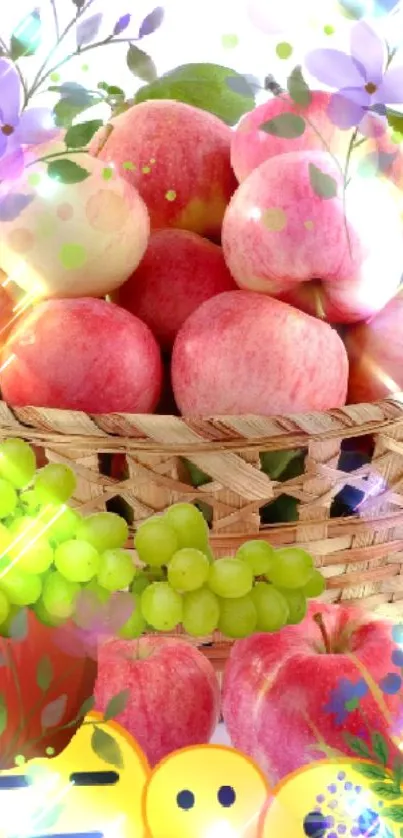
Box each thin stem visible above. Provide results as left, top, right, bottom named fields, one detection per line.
left=0, top=37, right=29, bottom=102
left=25, top=147, right=89, bottom=167
left=22, top=717, right=108, bottom=756
left=34, top=36, right=138, bottom=94
left=342, top=128, right=358, bottom=258
left=313, top=612, right=332, bottom=653
left=50, top=0, right=60, bottom=40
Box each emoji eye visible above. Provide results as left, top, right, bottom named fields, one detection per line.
left=176, top=789, right=195, bottom=810
left=217, top=785, right=236, bottom=808
left=303, top=811, right=329, bottom=837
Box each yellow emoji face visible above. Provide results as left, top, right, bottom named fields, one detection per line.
left=259, top=758, right=399, bottom=838
left=0, top=711, right=150, bottom=838
left=143, top=744, right=270, bottom=838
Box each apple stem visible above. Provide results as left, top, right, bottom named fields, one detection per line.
left=313, top=612, right=332, bottom=654
left=313, top=287, right=326, bottom=320
left=93, top=123, right=114, bottom=157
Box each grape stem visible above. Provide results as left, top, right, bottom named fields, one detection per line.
left=313, top=612, right=332, bottom=654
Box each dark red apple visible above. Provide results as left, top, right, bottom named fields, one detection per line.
left=222, top=602, right=402, bottom=783
left=94, top=636, right=220, bottom=766
left=0, top=610, right=96, bottom=767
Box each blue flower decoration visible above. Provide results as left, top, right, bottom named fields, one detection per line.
left=324, top=678, right=369, bottom=725
left=391, top=648, right=403, bottom=667
left=380, top=673, right=402, bottom=695
left=392, top=623, right=403, bottom=645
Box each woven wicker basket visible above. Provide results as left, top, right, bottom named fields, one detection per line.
left=2, top=395, right=403, bottom=669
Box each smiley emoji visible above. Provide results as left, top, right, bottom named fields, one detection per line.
left=258, top=758, right=398, bottom=838
left=143, top=744, right=270, bottom=838
left=0, top=711, right=150, bottom=838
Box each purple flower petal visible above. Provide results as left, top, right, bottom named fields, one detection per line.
left=113, top=13, right=131, bottom=36
left=106, top=591, right=135, bottom=632
left=14, top=107, right=57, bottom=146
left=0, top=59, right=21, bottom=126
left=0, top=191, right=34, bottom=221
left=0, top=145, right=24, bottom=181
left=0, top=132, right=7, bottom=159
left=350, top=21, right=385, bottom=85
left=327, top=92, right=366, bottom=129
left=305, top=48, right=365, bottom=89
left=375, top=64, right=403, bottom=105
left=76, top=12, right=103, bottom=48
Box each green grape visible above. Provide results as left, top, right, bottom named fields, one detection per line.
left=278, top=588, right=307, bottom=624
left=236, top=540, right=275, bottom=576
left=97, top=548, right=135, bottom=591
left=7, top=519, right=54, bottom=574
left=0, top=439, right=36, bottom=489
left=140, top=582, right=182, bottom=631
left=267, top=548, right=314, bottom=589
left=34, top=597, right=63, bottom=627
left=42, top=571, right=79, bottom=619
left=76, top=512, right=129, bottom=552
left=182, top=588, right=220, bottom=637
left=302, top=569, right=326, bottom=598
left=130, top=572, right=150, bottom=596
left=164, top=503, right=209, bottom=551
left=118, top=594, right=146, bottom=639
left=37, top=504, right=81, bottom=544
left=35, top=463, right=76, bottom=504
left=0, top=589, right=9, bottom=624
left=208, top=558, right=253, bottom=599
left=204, top=545, right=215, bottom=564
left=0, top=479, right=17, bottom=519
left=135, top=518, right=178, bottom=568
left=218, top=594, right=257, bottom=638
left=85, top=579, right=110, bottom=604
left=167, top=548, right=209, bottom=592
left=251, top=582, right=289, bottom=632
left=55, top=540, right=100, bottom=583
left=0, top=522, right=12, bottom=553
left=0, top=567, right=42, bottom=605
left=19, top=489, right=41, bottom=513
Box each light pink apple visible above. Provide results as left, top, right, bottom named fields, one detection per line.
left=113, top=229, right=237, bottom=351
left=94, top=636, right=221, bottom=766
left=222, top=601, right=403, bottom=783
left=222, top=150, right=403, bottom=324
left=171, top=290, right=348, bottom=416
left=231, top=90, right=393, bottom=184
left=345, top=291, right=403, bottom=404
left=0, top=297, right=162, bottom=413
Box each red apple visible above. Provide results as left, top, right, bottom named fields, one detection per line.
left=0, top=297, right=163, bottom=413
left=0, top=610, right=96, bottom=767
left=113, top=229, right=237, bottom=351
left=344, top=292, right=403, bottom=404
left=222, top=602, right=402, bottom=783
left=94, top=636, right=220, bottom=766
left=171, top=290, right=348, bottom=415
left=222, top=150, right=403, bottom=324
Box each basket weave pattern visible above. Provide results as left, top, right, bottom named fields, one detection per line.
left=2, top=396, right=403, bottom=645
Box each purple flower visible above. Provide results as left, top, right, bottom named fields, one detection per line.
left=0, top=58, right=57, bottom=182
left=324, top=677, right=369, bottom=724
left=305, top=21, right=403, bottom=132
left=51, top=591, right=135, bottom=660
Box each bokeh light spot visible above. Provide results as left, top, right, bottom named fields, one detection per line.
left=59, top=243, right=87, bottom=270
left=8, top=228, right=34, bottom=254
left=86, top=190, right=129, bottom=232
left=262, top=207, right=287, bottom=232
left=276, top=42, right=293, bottom=59
left=57, top=202, right=74, bottom=221
left=221, top=33, right=239, bottom=48
left=165, top=189, right=177, bottom=201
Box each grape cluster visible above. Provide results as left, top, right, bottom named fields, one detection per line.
left=0, top=438, right=326, bottom=641
left=131, top=503, right=326, bottom=639
left=0, top=438, right=134, bottom=635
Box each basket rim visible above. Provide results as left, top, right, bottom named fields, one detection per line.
left=0, top=395, right=402, bottom=453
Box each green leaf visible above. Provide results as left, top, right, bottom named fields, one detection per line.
left=127, top=45, right=157, bottom=83
left=36, top=656, right=53, bottom=692
left=10, top=9, right=42, bottom=59
left=0, top=693, right=7, bottom=735
left=91, top=726, right=124, bottom=768
left=260, top=450, right=303, bottom=480
left=370, top=782, right=401, bottom=800
left=387, top=108, right=403, bottom=134
left=372, top=731, right=389, bottom=766
left=355, top=762, right=388, bottom=780
left=77, top=694, right=95, bottom=719
left=41, top=694, right=68, bottom=729
left=343, top=733, right=372, bottom=759
left=383, top=805, right=403, bottom=823
left=394, top=757, right=403, bottom=790
left=104, top=688, right=130, bottom=721
left=10, top=608, right=28, bottom=640
left=47, top=159, right=90, bottom=184
left=259, top=113, right=306, bottom=139
left=53, top=95, right=100, bottom=129
left=287, top=66, right=312, bottom=107
left=65, top=119, right=103, bottom=149
left=309, top=163, right=338, bottom=199
left=338, top=0, right=368, bottom=19
left=134, top=63, right=255, bottom=126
